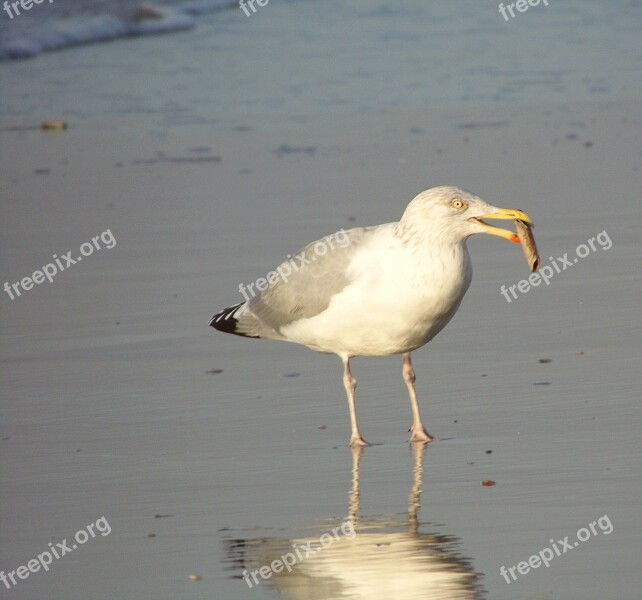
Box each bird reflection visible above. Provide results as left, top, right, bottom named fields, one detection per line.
left=224, top=444, right=485, bottom=599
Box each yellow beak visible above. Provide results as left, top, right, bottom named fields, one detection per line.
left=470, top=207, right=534, bottom=244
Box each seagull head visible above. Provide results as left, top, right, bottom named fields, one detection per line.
left=399, top=186, right=533, bottom=244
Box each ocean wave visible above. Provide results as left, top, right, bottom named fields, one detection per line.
left=0, top=0, right=235, bottom=61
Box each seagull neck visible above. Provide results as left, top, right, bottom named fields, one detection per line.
left=394, top=220, right=465, bottom=253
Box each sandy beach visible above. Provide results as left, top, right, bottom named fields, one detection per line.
left=1, top=2, right=641, bottom=599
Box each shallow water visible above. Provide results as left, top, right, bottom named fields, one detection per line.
left=2, top=99, right=641, bottom=598
left=225, top=445, right=485, bottom=600
left=2, top=1, right=641, bottom=113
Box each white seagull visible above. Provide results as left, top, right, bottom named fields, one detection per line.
left=209, top=186, right=533, bottom=447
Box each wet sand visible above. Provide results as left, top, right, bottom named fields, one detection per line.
left=2, top=93, right=641, bottom=599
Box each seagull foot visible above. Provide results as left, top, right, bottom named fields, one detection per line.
left=408, top=426, right=435, bottom=444
left=348, top=435, right=371, bottom=448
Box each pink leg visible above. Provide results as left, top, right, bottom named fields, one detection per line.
left=342, top=355, right=369, bottom=447
left=403, top=353, right=434, bottom=443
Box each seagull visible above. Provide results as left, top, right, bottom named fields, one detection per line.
left=209, top=186, right=532, bottom=447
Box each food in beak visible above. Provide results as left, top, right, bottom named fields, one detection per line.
left=515, top=219, right=539, bottom=272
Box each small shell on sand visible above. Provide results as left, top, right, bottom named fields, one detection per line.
left=515, top=219, right=540, bottom=272
left=41, top=120, right=68, bottom=131
left=188, top=574, right=202, bottom=582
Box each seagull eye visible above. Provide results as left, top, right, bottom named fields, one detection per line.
left=451, top=198, right=466, bottom=210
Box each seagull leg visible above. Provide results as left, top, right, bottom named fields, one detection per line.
left=342, top=356, right=369, bottom=447
left=403, top=352, right=434, bottom=443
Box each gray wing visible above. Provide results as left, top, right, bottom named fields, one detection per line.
left=248, top=226, right=374, bottom=332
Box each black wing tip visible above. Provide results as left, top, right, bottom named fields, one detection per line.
left=209, top=303, right=242, bottom=333
left=208, top=303, right=260, bottom=338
